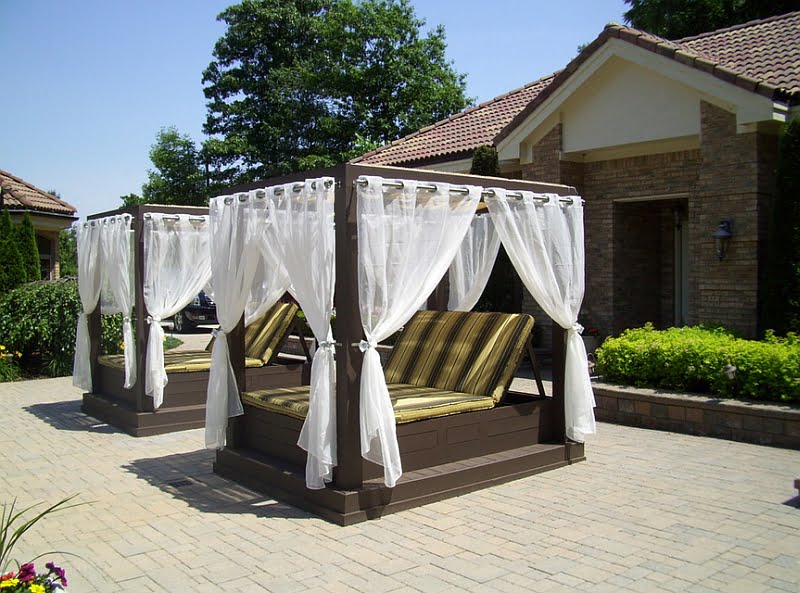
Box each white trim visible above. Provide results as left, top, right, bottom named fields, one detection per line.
left=417, top=158, right=472, bottom=174
left=613, top=192, right=690, bottom=203
left=497, top=38, right=785, bottom=162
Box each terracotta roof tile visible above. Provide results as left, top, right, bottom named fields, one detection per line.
left=356, top=11, right=800, bottom=167
left=0, top=169, right=77, bottom=216
left=353, top=73, right=558, bottom=166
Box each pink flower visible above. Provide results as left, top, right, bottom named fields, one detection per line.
left=18, top=563, right=36, bottom=582
left=46, top=562, right=68, bottom=587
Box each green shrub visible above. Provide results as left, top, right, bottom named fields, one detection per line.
left=595, top=324, right=800, bottom=403
left=16, top=211, right=41, bottom=282
left=0, top=348, right=21, bottom=382
left=0, top=278, right=123, bottom=378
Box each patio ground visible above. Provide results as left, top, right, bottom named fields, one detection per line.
left=1, top=376, right=798, bottom=593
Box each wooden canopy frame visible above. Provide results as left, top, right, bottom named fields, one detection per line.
left=80, top=204, right=310, bottom=436
left=212, top=163, right=586, bottom=525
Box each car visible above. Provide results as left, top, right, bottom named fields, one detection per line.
left=173, top=290, right=217, bottom=333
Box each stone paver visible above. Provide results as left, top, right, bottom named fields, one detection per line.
left=1, top=377, right=798, bottom=593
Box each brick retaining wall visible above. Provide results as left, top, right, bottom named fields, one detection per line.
left=593, top=382, right=800, bottom=449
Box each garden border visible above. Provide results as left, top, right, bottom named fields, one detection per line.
left=593, top=381, right=800, bottom=449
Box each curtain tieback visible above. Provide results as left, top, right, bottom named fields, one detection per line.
left=123, top=316, right=131, bottom=323
left=571, top=322, right=584, bottom=335
left=146, top=315, right=162, bottom=325
left=358, top=339, right=378, bottom=352
left=212, top=328, right=224, bottom=338
left=318, top=340, right=335, bottom=350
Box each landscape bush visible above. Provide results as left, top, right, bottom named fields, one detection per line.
left=0, top=277, right=123, bottom=378
left=595, top=324, right=800, bottom=403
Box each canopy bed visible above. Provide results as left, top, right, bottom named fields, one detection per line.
left=207, top=163, right=595, bottom=524
left=77, top=204, right=310, bottom=437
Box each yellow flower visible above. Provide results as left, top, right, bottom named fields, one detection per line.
left=0, top=345, right=5, bottom=351
left=0, top=578, right=19, bottom=588
left=15, top=352, right=21, bottom=358
left=119, top=341, right=125, bottom=350
left=29, top=584, right=45, bottom=593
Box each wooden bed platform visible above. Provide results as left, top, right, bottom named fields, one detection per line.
left=211, top=164, right=588, bottom=525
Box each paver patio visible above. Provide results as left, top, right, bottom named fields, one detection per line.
left=1, top=376, right=798, bottom=593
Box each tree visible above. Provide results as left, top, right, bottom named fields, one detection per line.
left=202, top=0, right=471, bottom=182
left=763, top=118, right=800, bottom=334
left=469, top=145, right=500, bottom=177
left=623, top=0, right=800, bottom=39
left=16, top=211, right=40, bottom=282
left=120, top=193, right=145, bottom=207
left=141, top=127, right=207, bottom=206
left=58, top=225, right=78, bottom=278
left=0, top=208, right=26, bottom=294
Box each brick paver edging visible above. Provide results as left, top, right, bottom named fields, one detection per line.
left=593, top=381, right=800, bottom=449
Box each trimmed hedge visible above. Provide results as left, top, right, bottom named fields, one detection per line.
left=0, top=277, right=123, bottom=378
left=595, top=324, right=800, bottom=403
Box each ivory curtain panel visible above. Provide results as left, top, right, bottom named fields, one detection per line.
left=205, top=193, right=266, bottom=449
left=143, top=213, right=212, bottom=409
left=268, top=178, right=337, bottom=489
left=99, top=215, right=136, bottom=388
left=73, top=220, right=104, bottom=392
left=357, top=176, right=480, bottom=487
left=448, top=213, right=501, bottom=312
left=485, top=188, right=596, bottom=442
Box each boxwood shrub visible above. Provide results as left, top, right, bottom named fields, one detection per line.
left=595, top=324, right=800, bottom=403
left=0, top=277, right=123, bottom=378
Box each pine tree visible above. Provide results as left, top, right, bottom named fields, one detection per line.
left=0, top=208, right=26, bottom=293
left=16, top=211, right=41, bottom=281
left=469, top=145, right=500, bottom=176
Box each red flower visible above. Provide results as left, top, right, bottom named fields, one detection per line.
left=0, top=572, right=15, bottom=581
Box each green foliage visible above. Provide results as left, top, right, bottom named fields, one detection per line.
left=623, top=0, right=800, bottom=39
left=0, top=348, right=21, bottom=382
left=57, top=225, right=78, bottom=277
left=141, top=127, right=207, bottom=206
left=0, top=208, right=26, bottom=294
left=16, top=211, right=41, bottom=282
left=469, top=145, right=500, bottom=177
left=1, top=494, right=82, bottom=575
left=0, top=278, right=123, bottom=378
left=202, top=0, right=471, bottom=182
left=763, top=117, right=800, bottom=334
left=596, top=324, right=800, bottom=402
left=120, top=193, right=145, bottom=207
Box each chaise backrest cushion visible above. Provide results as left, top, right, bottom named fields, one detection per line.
left=384, top=310, right=534, bottom=403
left=205, top=302, right=298, bottom=364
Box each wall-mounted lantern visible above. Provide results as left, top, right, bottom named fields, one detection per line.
left=711, top=220, right=733, bottom=261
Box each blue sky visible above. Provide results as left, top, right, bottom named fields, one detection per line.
left=0, top=0, right=627, bottom=219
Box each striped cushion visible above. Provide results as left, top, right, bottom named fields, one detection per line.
left=99, top=302, right=299, bottom=374
left=384, top=310, right=534, bottom=403
left=98, top=352, right=264, bottom=373
left=242, top=383, right=495, bottom=424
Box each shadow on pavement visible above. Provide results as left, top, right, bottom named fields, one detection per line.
left=24, top=399, right=121, bottom=434
left=123, top=450, right=312, bottom=520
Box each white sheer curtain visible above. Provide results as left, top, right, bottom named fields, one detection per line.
left=485, top=188, right=595, bottom=442
left=269, top=178, right=336, bottom=489
left=448, top=213, right=501, bottom=311
left=205, top=191, right=267, bottom=449
left=100, top=215, right=136, bottom=388
left=357, top=176, right=480, bottom=487
left=143, top=214, right=211, bottom=409
left=245, top=220, right=291, bottom=327
left=73, top=221, right=104, bottom=391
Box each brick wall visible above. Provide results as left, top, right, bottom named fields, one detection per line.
left=518, top=102, right=780, bottom=339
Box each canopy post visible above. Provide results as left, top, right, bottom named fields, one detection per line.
left=334, top=164, right=364, bottom=489
left=550, top=324, right=567, bottom=442
left=133, top=207, right=149, bottom=411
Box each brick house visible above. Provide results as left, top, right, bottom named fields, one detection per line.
left=353, top=12, right=800, bottom=340
left=0, top=168, right=78, bottom=279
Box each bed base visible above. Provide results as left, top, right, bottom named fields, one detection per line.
left=214, top=393, right=585, bottom=525
left=81, top=356, right=310, bottom=437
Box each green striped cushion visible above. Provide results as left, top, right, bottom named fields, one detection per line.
left=384, top=310, right=533, bottom=403
left=244, top=302, right=298, bottom=363
left=98, top=352, right=264, bottom=373
left=242, top=383, right=495, bottom=424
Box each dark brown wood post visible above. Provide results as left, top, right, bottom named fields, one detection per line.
left=550, top=324, right=568, bottom=442
left=134, top=208, right=149, bottom=412
left=226, top=315, right=247, bottom=448
left=87, top=305, right=102, bottom=393
left=334, top=164, right=364, bottom=490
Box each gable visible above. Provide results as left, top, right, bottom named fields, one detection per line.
left=498, top=38, right=788, bottom=164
